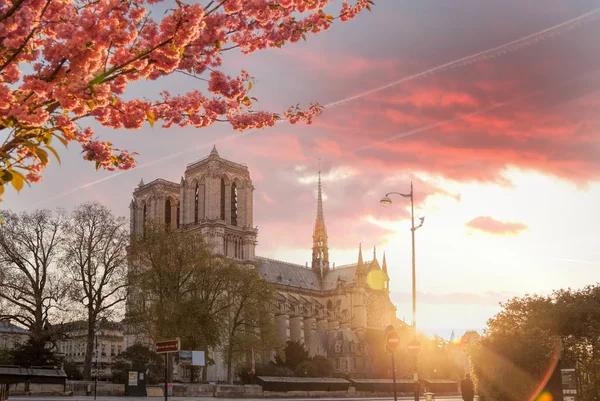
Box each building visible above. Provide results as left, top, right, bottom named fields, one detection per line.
left=129, top=147, right=404, bottom=380
left=54, top=320, right=125, bottom=379
left=0, top=320, right=29, bottom=351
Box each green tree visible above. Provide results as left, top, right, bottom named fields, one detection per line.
left=127, top=222, right=217, bottom=349
left=63, top=361, right=83, bottom=380
left=127, top=221, right=253, bottom=382
left=275, top=341, right=310, bottom=370
left=222, top=263, right=280, bottom=384
left=0, top=349, right=13, bottom=365
left=11, top=337, right=63, bottom=367
left=295, top=356, right=333, bottom=377
left=469, top=292, right=591, bottom=401
left=111, top=344, right=164, bottom=384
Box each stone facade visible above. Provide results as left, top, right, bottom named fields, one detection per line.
left=54, top=320, right=125, bottom=379
left=130, top=146, right=257, bottom=260
left=0, top=320, right=29, bottom=351
left=129, top=147, right=403, bottom=380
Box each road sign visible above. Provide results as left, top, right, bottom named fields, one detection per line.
left=386, top=330, right=401, bottom=351
left=408, top=339, right=421, bottom=354
left=156, top=339, right=180, bottom=354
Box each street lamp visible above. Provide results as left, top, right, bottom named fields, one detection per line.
left=380, top=182, right=424, bottom=401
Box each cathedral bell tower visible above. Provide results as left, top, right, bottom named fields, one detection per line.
left=311, top=168, right=329, bottom=280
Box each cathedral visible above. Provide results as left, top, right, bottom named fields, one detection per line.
left=130, top=147, right=403, bottom=380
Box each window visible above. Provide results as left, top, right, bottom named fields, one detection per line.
left=176, top=201, right=180, bottom=228
left=142, top=203, right=147, bottom=238
left=231, top=182, right=238, bottom=226
left=334, top=341, right=341, bottom=353
left=194, top=183, right=199, bottom=223
left=165, top=199, right=171, bottom=228
left=335, top=358, right=341, bottom=371
left=350, top=342, right=356, bottom=353
left=220, top=178, right=225, bottom=220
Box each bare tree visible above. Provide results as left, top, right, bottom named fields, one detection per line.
left=63, top=202, right=129, bottom=380
left=0, top=209, right=67, bottom=351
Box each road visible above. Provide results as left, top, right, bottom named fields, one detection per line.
left=9, top=397, right=464, bottom=401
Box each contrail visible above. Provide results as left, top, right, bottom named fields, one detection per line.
left=326, top=6, right=600, bottom=110
left=36, top=6, right=600, bottom=204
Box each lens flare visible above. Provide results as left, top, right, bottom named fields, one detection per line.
left=536, top=391, right=553, bottom=401
left=366, top=269, right=386, bottom=290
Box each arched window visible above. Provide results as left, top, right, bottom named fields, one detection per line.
left=231, top=182, right=238, bottom=226
left=142, top=203, right=147, bottom=238
left=165, top=199, right=171, bottom=229
left=194, top=183, right=199, bottom=224
left=176, top=201, right=180, bottom=228
left=220, top=178, right=225, bottom=221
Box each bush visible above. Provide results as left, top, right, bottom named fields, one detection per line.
left=110, top=344, right=163, bottom=384
left=294, top=356, right=333, bottom=377
left=63, top=361, right=83, bottom=380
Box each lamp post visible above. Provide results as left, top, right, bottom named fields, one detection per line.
left=380, top=182, right=424, bottom=401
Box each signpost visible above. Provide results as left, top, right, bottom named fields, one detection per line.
left=386, top=331, right=401, bottom=351
left=156, top=339, right=180, bottom=401
left=156, top=339, right=180, bottom=354
left=407, top=340, right=421, bottom=354
left=385, top=327, right=400, bottom=401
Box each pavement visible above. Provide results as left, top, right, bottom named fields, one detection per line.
left=9, top=397, right=464, bottom=401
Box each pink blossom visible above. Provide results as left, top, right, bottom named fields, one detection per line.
left=0, top=0, right=372, bottom=192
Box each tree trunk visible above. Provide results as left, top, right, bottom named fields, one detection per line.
left=227, top=332, right=235, bottom=384
left=202, top=346, right=209, bottom=382
left=83, top=313, right=95, bottom=380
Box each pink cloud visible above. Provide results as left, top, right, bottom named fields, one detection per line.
left=314, top=138, right=342, bottom=156
left=465, top=216, right=529, bottom=236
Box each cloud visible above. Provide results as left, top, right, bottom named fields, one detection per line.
left=465, top=216, right=529, bottom=236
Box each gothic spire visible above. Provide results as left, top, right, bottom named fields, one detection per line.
left=312, top=163, right=329, bottom=279
left=210, top=145, right=219, bottom=157
left=358, top=243, right=363, bottom=266
left=382, top=251, right=388, bottom=274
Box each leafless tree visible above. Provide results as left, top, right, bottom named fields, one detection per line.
left=63, top=202, right=129, bottom=380
left=0, top=209, right=67, bottom=345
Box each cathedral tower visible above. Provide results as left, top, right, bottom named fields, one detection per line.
left=131, top=146, right=257, bottom=260
left=311, top=168, right=329, bottom=279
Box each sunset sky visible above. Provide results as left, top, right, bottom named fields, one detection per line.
left=4, top=0, right=600, bottom=339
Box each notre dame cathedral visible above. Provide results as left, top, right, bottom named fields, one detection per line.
left=129, top=146, right=403, bottom=381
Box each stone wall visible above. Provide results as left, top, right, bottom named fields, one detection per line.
left=8, top=382, right=65, bottom=396
left=11, top=381, right=460, bottom=398
left=66, top=381, right=125, bottom=396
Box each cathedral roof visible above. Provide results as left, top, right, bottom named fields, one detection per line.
left=321, top=259, right=378, bottom=291
left=257, top=256, right=382, bottom=292
left=257, top=257, right=321, bottom=291
left=321, top=266, right=356, bottom=290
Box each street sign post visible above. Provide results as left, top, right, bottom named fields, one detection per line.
left=385, top=329, right=400, bottom=401
left=407, top=340, right=421, bottom=354
left=386, top=331, right=401, bottom=351
left=156, top=339, right=180, bottom=401
left=156, top=339, right=180, bottom=354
